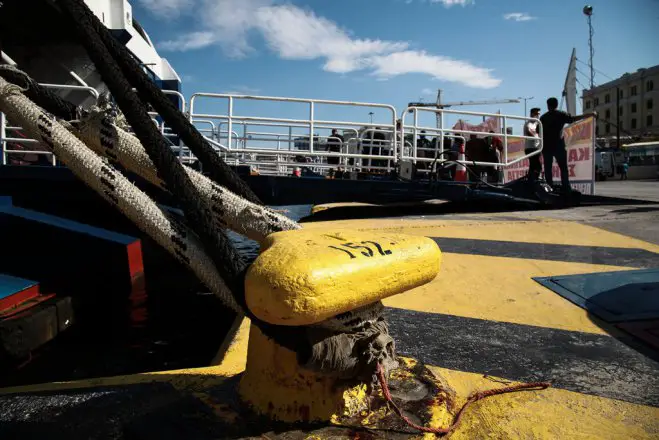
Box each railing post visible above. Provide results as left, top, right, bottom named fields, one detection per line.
left=228, top=97, right=234, bottom=156
left=309, top=102, right=315, bottom=154
left=413, top=108, right=418, bottom=164
left=1, top=112, right=6, bottom=166
left=503, top=116, right=508, bottom=165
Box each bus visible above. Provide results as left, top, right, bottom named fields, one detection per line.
left=621, top=141, right=659, bottom=180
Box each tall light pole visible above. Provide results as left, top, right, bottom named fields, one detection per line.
left=368, top=112, right=374, bottom=124
left=583, top=5, right=595, bottom=89
left=518, top=96, right=534, bottom=116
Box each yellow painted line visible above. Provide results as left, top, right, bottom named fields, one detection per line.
left=0, top=318, right=252, bottom=395
left=425, top=364, right=659, bottom=439
left=303, top=217, right=659, bottom=253
left=385, top=254, right=633, bottom=334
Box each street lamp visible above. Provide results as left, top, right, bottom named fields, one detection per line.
left=368, top=112, right=374, bottom=124
left=518, top=96, right=534, bottom=116
left=583, top=5, right=595, bottom=89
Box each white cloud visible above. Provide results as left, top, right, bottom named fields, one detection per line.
left=137, top=0, right=194, bottom=19
left=159, top=31, right=216, bottom=51
left=255, top=5, right=407, bottom=73
left=503, top=12, right=537, bottom=22
left=430, top=0, right=474, bottom=7
left=156, top=0, right=501, bottom=89
left=421, top=88, right=435, bottom=95
left=370, top=51, right=501, bottom=89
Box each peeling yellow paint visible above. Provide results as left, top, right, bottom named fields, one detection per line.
left=239, top=324, right=369, bottom=422
left=425, top=366, right=659, bottom=439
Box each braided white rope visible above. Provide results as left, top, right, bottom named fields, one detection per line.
left=76, top=110, right=300, bottom=242
left=0, top=77, right=240, bottom=312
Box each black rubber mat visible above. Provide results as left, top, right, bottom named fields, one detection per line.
left=534, top=268, right=659, bottom=323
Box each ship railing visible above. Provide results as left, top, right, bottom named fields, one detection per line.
left=188, top=93, right=399, bottom=175
left=400, top=106, right=543, bottom=170
left=1, top=83, right=100, bottom=165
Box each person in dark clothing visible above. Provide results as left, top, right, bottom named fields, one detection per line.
left=327, top=128, right=344, bottom=166
left=540, top=97, right=596, bottom=192
left=524, top=107, right=542, bottom=183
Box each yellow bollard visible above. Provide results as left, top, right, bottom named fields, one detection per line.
left=240, top=229, right=442, bottom=422
left=245, top=229, right=441, bottom=326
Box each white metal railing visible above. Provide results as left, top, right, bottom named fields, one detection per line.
left=3, top=87, right=548, bottom=180
left=400, top=106, right=543, bottom=169
left=188, top=93, right=398, bottom=164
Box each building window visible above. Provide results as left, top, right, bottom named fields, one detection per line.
left=594, top=97, right=599, bottom=106
left=605, top=109, right=611, bottom=119
left=619, top=121, right=623, bottom=130
left=649, top=115, right=654, bottom=126
left=631, top=85, right=637, bottom=96
left=648, top=80, right=655, bottom=92
left=585, top=101, right=591, bottom=109
left=605, top=123, right=610, bottom=133
left=649, top=99, right=654, bottom=110
left=619, top=89, right=624, bottom=99
left=631, top=103, right=637, bottom=113
left=605, top=94, right=610, bottom=104
left=631, top=118, right=637, bottom=129
left=619, top=106, right=623, bottom=116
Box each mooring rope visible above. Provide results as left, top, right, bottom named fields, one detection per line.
left=75, top=110, right=300, bottom=242
left=0, top=77, right=240, bottom=312
left=0, top=66, right=300, bottom=242
left=56, top=0, right=253, bottom=310
left=376, top=363, right=551, bottom=436
left=59, top=0, right=260, bottom=205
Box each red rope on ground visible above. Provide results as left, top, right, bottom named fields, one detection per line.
left=375, top=363, right=551, bottom=436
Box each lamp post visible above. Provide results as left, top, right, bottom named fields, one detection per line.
left=368, top=112, right=374, bottom=124
left=583, top=5, right=595, bottom=89
left=518, top=96, right=534, bottom=116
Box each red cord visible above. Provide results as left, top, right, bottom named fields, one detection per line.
left=376, top=363, right=551, bottom=436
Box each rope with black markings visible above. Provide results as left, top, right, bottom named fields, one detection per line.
left=74, top=109, right=301, bottom=242
left=0, top=65, right=300, bottom=241
left=55, top=0, right=251, bottom=312
left=58, top=0, right=260, bottom=205
left=0, top=77, right=240, bottom=312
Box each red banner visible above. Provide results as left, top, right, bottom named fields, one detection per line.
left=452, top=116, right=500, bottom=134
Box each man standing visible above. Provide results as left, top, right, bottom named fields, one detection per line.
left=524, top=108, right=542, bottom=183
left=540, top=97, right=596, bottom=193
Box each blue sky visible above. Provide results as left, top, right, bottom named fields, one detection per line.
left=134, top=0, right=659, bottom=134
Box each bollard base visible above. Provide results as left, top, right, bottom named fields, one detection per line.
left=238, top=324, right=370, bottom=423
